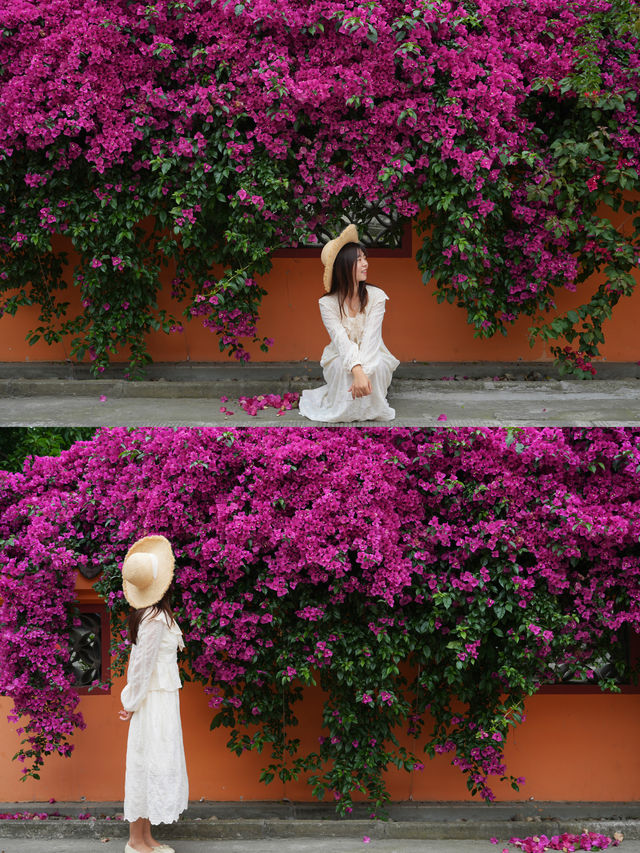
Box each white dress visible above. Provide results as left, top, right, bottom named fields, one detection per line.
left=121, top=611, right=188, bottom=825
left=299, top=285, right=400, bottom=422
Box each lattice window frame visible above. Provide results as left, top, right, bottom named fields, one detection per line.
left=540, top=626, right=640, bottom=694
left=70, top=603, right=111, bottom=695
left=273, top=210, right=413, bottom=258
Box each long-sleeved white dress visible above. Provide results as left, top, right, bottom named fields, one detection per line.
left=121, top=610, right=188, bottom=825
left=299, top=285, right=399, bottom=422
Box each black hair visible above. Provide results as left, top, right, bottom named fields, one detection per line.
left=325, top=241, right=369, bottom=317
left=128, top=587, right=174, bottom=645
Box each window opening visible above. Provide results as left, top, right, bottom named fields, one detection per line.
left=69, top=605, right=110, bottom=693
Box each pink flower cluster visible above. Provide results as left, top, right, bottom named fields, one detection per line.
left=189, top=278, right=270, bottom=362
left=238, top=393, right=299, bottom=417
left=3, top=0, right=634, bottom=208
left=556, top=347, right=597, bottom=376
left=507, top=830, right=623, bottom=851
left=0, top=811, right=96, bottom=821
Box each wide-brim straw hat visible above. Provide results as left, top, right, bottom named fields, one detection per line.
left=122, top=535, right=175, bottom=609
left=321, top=223, right=359, bottom=292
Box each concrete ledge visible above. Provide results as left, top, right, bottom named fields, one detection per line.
left=2, top=377, right=640, bottom=400
left=1, top=803, right=639, bottom=841
left=0, top=378, right=316, bottom=399
left=0, top=361, right=639, bottom=382
left=0, top=818, right=637, bottom=841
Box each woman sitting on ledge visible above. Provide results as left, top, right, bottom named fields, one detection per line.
left=299, top=224, right=399, bottom=423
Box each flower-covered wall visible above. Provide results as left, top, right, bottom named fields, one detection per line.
left=1, top=1, right=639, bottom=376
left=1, top=427, right=640, bottom=808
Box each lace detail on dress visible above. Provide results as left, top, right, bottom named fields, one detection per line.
left=342, top=311, right=366, bottom=345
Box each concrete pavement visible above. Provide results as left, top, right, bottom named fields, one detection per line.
left=1, top=361, right=640, bottom=425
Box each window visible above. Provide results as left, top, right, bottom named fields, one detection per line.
left=273, top=204, right=412, bottom=257
left=541, top=626, right=639, bottom=694
left=69, top=604, right=110, bottom=694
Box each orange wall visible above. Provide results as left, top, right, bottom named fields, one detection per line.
left=1, top=681, right=639, bottom=803
left=2, top=577, right=639, bottom=802
left=2, top=220, right=639, bottom=366
left=2, top=575, right=639, bottom=803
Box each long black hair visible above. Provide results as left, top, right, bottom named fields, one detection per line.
left=324, top=241, right=369, bottom=317
left=128, top=588, right=174, bottom=645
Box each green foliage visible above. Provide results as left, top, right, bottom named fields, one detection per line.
left=0, top=427, right=96, bottom=472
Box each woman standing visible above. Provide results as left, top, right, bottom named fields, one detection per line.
left=299, top=223, right=399, bottom=422
left=119, top=535, right=188, bottom=853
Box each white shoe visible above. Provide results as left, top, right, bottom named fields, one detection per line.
left=124, top=845, right=174, bottom=853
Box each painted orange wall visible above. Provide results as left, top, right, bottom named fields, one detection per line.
left=2, top=213, right=639, bottom=366
left=1, top=578, right=639, bottom=803
left=1, top=681, right=639, bottom=803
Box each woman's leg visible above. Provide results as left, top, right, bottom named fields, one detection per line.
left=142, top=818, right=163, bottom=848
left=127, top=818, right=154, bottom=852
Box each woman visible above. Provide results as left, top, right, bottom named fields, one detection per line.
left=118, top=535, right=188, bottom=853
left=299, top=223, right=399, bottom=422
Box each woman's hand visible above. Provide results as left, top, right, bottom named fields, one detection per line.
left=119, top=709, right=132, bottom=721
left=348, top=365, right=372, bottom=399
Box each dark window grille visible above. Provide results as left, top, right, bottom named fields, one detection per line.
left=274, top=204, right=412, bottom=256
left=548, top=627, right=630, bottom=685
left=69, top=606, right=110, bottom=693
left=306, top=207, right=407, bottom=250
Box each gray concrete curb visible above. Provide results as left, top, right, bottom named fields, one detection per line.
left=1, top=378, right=639, bottom=400
left=0, top=378, right=319, bottom=399
left=0, top=818, right=637, bottom=841
left=1, top=360, right=639, bottom=384
left=1, top=804, right=639, bottom=841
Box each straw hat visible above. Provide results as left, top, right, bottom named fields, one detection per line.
left=321, top=223, right=359, bottom=292
left=122, top=535, right=175, bottom=609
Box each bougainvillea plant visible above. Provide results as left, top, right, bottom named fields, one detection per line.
left=1, top=2, right=639, bottom=375
left=1, top=427, right=640, bottom=812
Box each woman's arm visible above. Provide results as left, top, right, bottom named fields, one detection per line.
left=348, top=364, right=372, bottom=398
left=120, top=616, right=164, bottom=714
left=357, top=292, right=388, bottom=375
left=318, top=298, right=361, bottom=372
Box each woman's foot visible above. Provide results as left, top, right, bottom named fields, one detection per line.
left=145, top=832, right=175, bottom=852
left=125, top=843, right=156, bottom=853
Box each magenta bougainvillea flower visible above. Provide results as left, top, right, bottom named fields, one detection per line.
left=1, top=427, right=640, bottom=814
left=508, top=830, right=623, bottom=851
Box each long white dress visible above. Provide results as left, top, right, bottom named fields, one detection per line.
left=299, top=285, right=400, bottom=422
left=121, top=611, right=188, bottom=825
